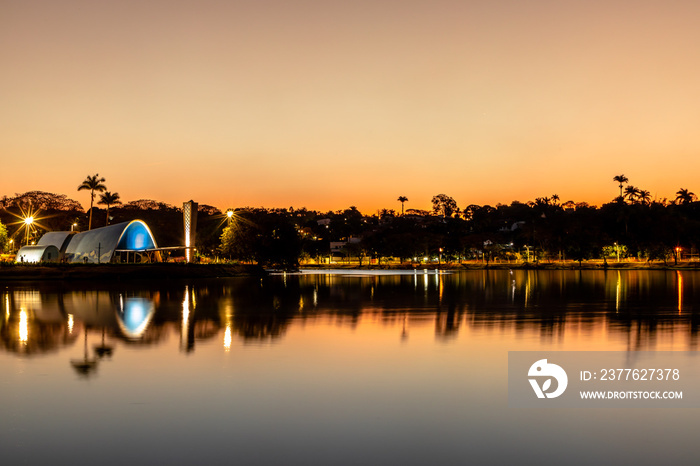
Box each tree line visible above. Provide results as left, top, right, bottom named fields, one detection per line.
left=2, top=174, right=700, bottom=268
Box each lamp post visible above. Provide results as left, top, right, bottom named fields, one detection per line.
left=9, top=239, right=13, bottom=254
left=71, top=223, right=77, bottom=232
left=614, top=242, right=620, bottom=263
left=24, top=216, right=33, bottom=246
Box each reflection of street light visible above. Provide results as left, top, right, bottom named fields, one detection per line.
left=70, top=327, right=98, bottom=377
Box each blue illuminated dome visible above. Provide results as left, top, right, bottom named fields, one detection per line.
left=60, top=220, right=160, bottom=263
left=117, top=221, right=156, bottom=251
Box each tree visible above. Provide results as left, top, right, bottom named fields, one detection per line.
left=220, top=209, right=301, bottom=269
left=675, top=188, right=696, bottom=205
left=0, top=220, right=8, bottom=253
left=637, top=190, right=651, bottom=205
left=624, top=185, right=640, bottom=203
left=98, top=191, right=121, bottom=226
left=613, top=174, right=628, bottom=199
left=77, top=174, right=107, bottom=230
left=431, top=194, right=458, bottom=218
left=2, top=191, right=83, bottom=211
left=397, top=196, right=408, bottom=215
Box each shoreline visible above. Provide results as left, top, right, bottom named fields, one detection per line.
left=299, top=261, right=700, bottom=271
left=1, top=261, right=698, bottom=281
left=0, top=263, right=265, bottom=281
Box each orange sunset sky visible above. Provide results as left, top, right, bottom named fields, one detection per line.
left=2, top=0, right=700, bottom=214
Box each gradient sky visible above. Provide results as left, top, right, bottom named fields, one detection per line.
left=2, top=0, right=700, bottom=213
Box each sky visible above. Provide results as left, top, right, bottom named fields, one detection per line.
left=2, top=0, right=700, bottom=214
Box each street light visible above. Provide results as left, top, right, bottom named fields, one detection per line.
left=9, top=239, right=13, bottom=253
left=24, top=216, right=33, bottom=246
left=71, top=223, right=77, bottom=232
left=226, top=210, right=233, bottom=226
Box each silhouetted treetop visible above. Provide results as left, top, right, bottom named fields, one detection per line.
left=4, top=191, right=83, bottom=211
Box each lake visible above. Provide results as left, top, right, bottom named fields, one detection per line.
left=2, top=269, right=699, bottom=465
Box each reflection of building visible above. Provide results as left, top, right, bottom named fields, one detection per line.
left=116, top=297, right=155, bottom=339
left=15, top=220, right=160, bottom=264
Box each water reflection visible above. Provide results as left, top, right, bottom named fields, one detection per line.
left=3, top=270, right=700, bottom=365
left=677, top=270, right=683, bottom=314
left=117, top=297, right=155, bottom=339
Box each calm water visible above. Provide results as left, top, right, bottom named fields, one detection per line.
left=2, top=269, right=700, bottom=465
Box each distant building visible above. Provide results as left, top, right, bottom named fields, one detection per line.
left=330, top=237, right=362, bottom=255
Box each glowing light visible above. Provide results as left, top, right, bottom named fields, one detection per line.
left=224, top=324, right=232, bottom=351
left=181, top=285, right=190, bottom=348
left=68, top=314, right=74, bottom=334
left=227, top=210, right=233, bottom=218
left=7, top=204, right=46, bottom=246
left=183, top=201, right=198, bottom=263
left=19, top=309, right=28, bottom=344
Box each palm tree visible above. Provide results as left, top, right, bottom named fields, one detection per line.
left=637, top=189, right=651, bottom=205
left=397, top=196, right=408, bottom=215
left=675, top=188, right=697, bottom=205
left=78, top=174, right=107, bottom=230
left=98, top=191, right=121, bottom=226
left=624, top=185, right=640, bottom=203
left=613, top=174, right=628, bottom=199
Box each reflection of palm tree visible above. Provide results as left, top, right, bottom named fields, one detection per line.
left=98, top=191, right=121, bottom=226
left=675, top=188, right=696, bottom=205
left=401, top=313, right=408, bottom=341
left=397, top=196, right=408, bottom=215
left=77, top=174, right=107, bottom=230
left=70, top=327, right=98, bottom=377
left=613, top=174, right=628, bottom=199
left=94, top=327, right=113, bottom=358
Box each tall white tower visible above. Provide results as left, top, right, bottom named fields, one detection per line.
left=183, top=200, right=198, bottom=262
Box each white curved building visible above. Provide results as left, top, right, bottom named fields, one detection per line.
left=16, top=220, right=160, bottom=264
left=14, top=245, right=60, bottom=263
